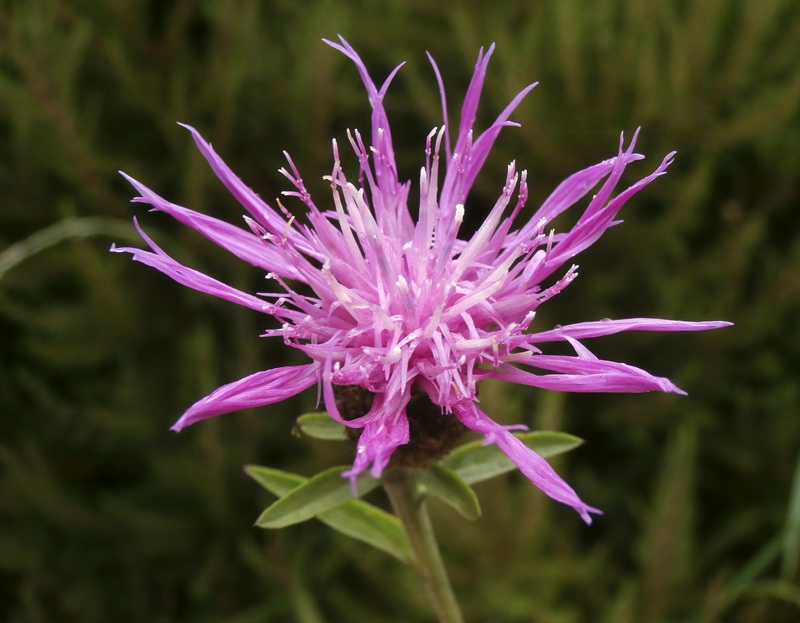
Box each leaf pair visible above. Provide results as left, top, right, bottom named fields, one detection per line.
left=245, top=424, right=583, bottom=562
left=245, top=465, right=411, bottom=563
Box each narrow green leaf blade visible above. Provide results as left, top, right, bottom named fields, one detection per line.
left=422, top=465, right=482, bottom=521
left=244, top=465, right=410, bottom=562
left=295, top=412, right=347, bottom=441
left=254, top=466, right=379, bottom=528
left=318, top=500, right=411, bottom=563
left=441, top=431, right=584, bottom=485
left=244, top=465, right=306, bottom=496
left=781, top=450, right=800, bottom=579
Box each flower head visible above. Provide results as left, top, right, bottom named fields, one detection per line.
left=113, top=37, right=731, bottom=523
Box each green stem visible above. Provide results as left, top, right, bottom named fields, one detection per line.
left=383, top=468, right=465, bottom=623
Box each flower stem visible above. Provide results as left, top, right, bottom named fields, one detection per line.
left=383, top=468, right=465, bottom=623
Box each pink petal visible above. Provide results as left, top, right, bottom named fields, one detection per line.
left=491, top=356, right=686, bottom=394
left=172, top=364, right=319, bottom=431
left=529, top=318, right=733, bottom=343
left=454, top=402, right=601, bottom=524
left=111, top=219, right=272, bottom=313
left=120, top=172, right=305, bottom=281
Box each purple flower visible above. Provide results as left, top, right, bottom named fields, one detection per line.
left=113, top=37, right=731, bottom=524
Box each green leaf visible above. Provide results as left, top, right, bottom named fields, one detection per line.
left=781, top=450, right=800, bottom=580
left=317, top=493, right=411, bottom=564
left=244, top=466, right=410, bottom=563
left=421, top=465, right=482, bottom=521
left=440, top=431, right=584, bottom=485
left=252, top=465, right=380, bottom=529
left=294, top=412, right=347, bottom=441
left=244, top=464, right=307, bottom=496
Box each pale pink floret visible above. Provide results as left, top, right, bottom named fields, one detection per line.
left=113, top=37, right=731, bottom=523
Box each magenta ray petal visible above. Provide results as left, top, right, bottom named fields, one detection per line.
left=119, top=172, right=305, bottom=281
left=172, top=364, right=320, bottom=431
left=177, top=124, right=313, bottom=253
left=527, top=160, right=619, bottom=227
left=490, top=357, right=686, bottom=394
left=111, top=220, right=273, bottom=313
left=322, top=37, right=403, bottom=203
left=454, top=402, right=601, bottom=524
left=542, top=152, right=675, bottom=274
left=529, top=318, right=734, bottom=343
left=345, top=406, right=410, bottom=481
left=452, top=44, right=494, bottom=158
left=463, top=82, right=538, bottom=197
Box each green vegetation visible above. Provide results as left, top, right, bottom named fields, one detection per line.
left=1, top=1, right=798, bottom=621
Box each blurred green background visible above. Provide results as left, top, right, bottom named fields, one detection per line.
left=1, top=1, right=799, bottom=621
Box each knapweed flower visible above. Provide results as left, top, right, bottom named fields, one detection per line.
left=113, top=37, right=730, bottom=523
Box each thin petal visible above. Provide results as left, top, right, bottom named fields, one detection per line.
left=178, top=124, right=312, bottom=254
left=505, top=158, right=618, bottom=251
left=451, top=44, right=495, bottom=161
left=119, top=172, right=305, bottom=281
left=529, top=159, right=618, bottom=226
left=322, top=37, right=402, bottom=200
left=172, top=364, right=319, bottom=431
left=345, top=408, right=410, bottom=481
left=111, top=219, right=272, bottom=313
left=453, top=402, right=601, bottom=524
left=538, top=150, right=675, bottom=280
left=529, top=318, right=733, bottom=343
left=425, top=53, right=451, bottom=159
left=491, top=356, right=686, bottom=394
left=464, top=82, right=537, bottom=195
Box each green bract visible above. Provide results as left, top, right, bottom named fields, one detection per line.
left=245, top=465, right=410, bottom=563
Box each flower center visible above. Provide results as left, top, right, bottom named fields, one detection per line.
left=333, top=385, right=466, bottom=469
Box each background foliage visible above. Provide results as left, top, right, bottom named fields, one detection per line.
left=1, top=0, right=799, bottom=621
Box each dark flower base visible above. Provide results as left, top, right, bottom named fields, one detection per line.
left=334, top=385, right=467, bottom=469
